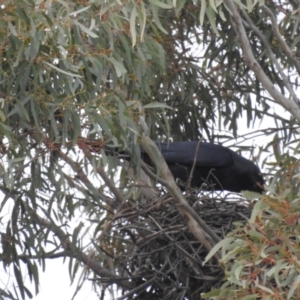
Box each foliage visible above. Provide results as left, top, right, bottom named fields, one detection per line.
left=203, top=177, right=300, bottom=299
left=0, top=0, right=300, bottom=299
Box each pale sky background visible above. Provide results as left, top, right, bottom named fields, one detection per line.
left=33, top=259, right=99, bottom=300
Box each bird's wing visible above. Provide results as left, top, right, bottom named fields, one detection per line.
left=157, top=142, right=233, bottom=168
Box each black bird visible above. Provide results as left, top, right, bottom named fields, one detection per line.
left=141, top=142, right=265, bottom=193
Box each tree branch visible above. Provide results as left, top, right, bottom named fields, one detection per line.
left=223, top=0, right=300, bottom=121
left=27, top=207, right=135, bottom=290
left=58, top=151, right=118, bottom=209
left=262, top=5, right=300, bottom=76
left=241, top=8, right=298, bottom=104
left=187, top=140, right=202, bottom=192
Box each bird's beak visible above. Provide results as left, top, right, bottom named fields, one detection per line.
left=256, top=181, right=265, bottom=192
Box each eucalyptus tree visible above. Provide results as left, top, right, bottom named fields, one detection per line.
left=0, top=0, right=300, bottom=299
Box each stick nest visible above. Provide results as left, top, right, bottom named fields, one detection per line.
left=99, top=192, right=254, bottom=300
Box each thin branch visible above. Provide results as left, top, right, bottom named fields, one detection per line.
left=79, top=147, right=126, bottom=208
left=241, top=8, right=298, bottom=104
left=82, top=149, right=161, bottom=240
left=139, top=159, right=171, bottom=188
left=0, top=187, right=132, bottom=290
left=149, top=215, right=204, bottom=266
left=124, top=146, right=171, bottom=188
left=96, top=164, right=125, bottom=207
left=187, top=140, right=202, bottom=191
left=27, top=206, right=135, bottom=290
left=116, top=277, right=156, bottom=300
left=262, top=5, right=300, bottom=76
left=58, top=151, right=118, bottom=209
left=223, top=0, right=300, bottom=122
left=122, top=160, right=160, bottom=200
left=19, top=251, right=69, bottom=260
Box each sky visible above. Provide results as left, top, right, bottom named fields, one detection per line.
left=33, top=259, right=98, bottom=300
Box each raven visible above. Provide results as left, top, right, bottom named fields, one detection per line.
left=141, top=142, right=265, bottom=193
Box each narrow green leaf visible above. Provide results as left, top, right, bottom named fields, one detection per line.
left=250, top=199, right=266, bottom=222
left=62, top=109, right=69, bottom=145
left=119, top=101, right=127, bottom=128
left=30, top=99, right=42, bottom=133
left=23, top=286, right=33, bottom=299
left=14, top=265, right=25, bottom=299
left=137, top=47, right=147, bottom=76
left=44, top=62, right=83, bottom=77
left=152, top=4, right=168, bottom=34
left=218, top=7, right=227, bottom=21
left=242, top=190, right=264, bottom=199
left=143, top=102, right=173, bottom=109
left=234, top=265, right=244, bottom=280
left=130, top=6, right=137, bottom=47
left=150, top=0, right=173, bottom=9
left=246, top=0, right=253, bottom=12
left=203, top=237, right=235, bottom=265
left=107, top=57, right=127, bottom=77
left=30, top=17, right=36, bottom=37
left=71, top=111, right=81, bottom=143
left=206, top=6, right=219, bottom=36
left=240, top=295, right=260, bottom=300
left=72, top=222, right=83, bottom=247
left=288, top=274, right=300, bottom=299
left=174, top=0, right=187, bottom=16
left=69, top=5, right=91, bottom=16
left=209, top=0, right=218, bottom=13
left=139, top=2, right=147, bottom=41
left=93, top=113, right=112, bottom=138
left=272, top=260, right=287, bottom=287
left=8, top=22, right=18, bottom=36
left=50, top=108, right=59, bottom=140
left=0, top=109, right=6, bottom=121
left=73, top=20, right=99, bottom=38
left=200, top=0, right=207, bottom=25
left=156, top=41, right=166, bottom=71
left=256, top=284, right=275, bottom=296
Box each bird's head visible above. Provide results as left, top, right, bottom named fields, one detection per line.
left=245, top=164, right=265, bottom=193
left=231, top=151, right=265, bottom=193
